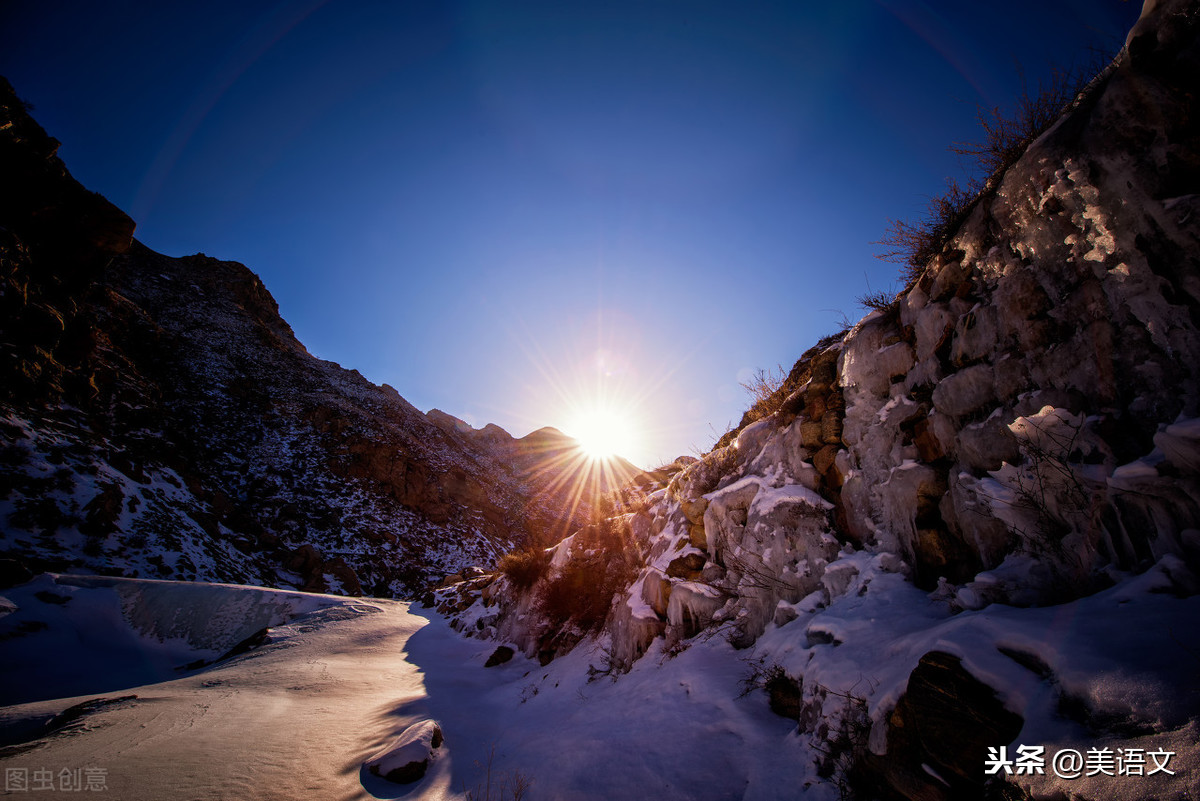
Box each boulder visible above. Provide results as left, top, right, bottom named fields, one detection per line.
left=365, top=720, right=443, bottom=784
left=931, top=364, right=995, bottom=418
left=680, top=497, right=709, bottom=525
left=957, top=416, right=1020, bottom=472
left=799, top=420, right=825, bottom=448
left=484, top=646, right=514, bottom=667
left=949, top=305, right=999, bottom=367
left=867, top=651, right=1023, bottom=801
left=666, top=552, right=706, bottom=580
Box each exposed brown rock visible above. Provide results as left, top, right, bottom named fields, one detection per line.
left=666, top=552, right=706, bottom=580
left=680, top=497, right=708, bottom=525
left=868, top=651, right=1023, bottom=801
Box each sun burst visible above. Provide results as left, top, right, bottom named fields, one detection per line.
left=566, top=406, right=636, bottom=461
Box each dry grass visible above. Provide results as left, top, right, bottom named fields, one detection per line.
left=877, top=59, right=1109, bottom=286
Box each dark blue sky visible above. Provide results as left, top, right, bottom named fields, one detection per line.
left=2, top=0, right=1141, bottom=466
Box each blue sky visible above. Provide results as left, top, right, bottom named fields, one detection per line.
left=2, top=1, right=1140, bottom=467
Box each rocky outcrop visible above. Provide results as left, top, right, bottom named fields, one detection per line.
left=0, top=77, right=136, bottom=408
left=830, top=0, right=1200, bottom=600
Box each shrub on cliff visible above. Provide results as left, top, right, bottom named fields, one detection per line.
left=877, top=61, right=1107, bottom=285
left=537, top=517, right=637, bottom=633
left=498, top=547, right=550, bottom=590
left=594, top=484, right=652, bottom=519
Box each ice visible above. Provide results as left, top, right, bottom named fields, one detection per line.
left=0, top=574, right=338, bottom=706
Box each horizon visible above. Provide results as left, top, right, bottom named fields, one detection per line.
left=0, top=0, right=1141, bottom=468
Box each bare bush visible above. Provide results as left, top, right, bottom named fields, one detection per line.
left=877, top=58, right=1109, bottom=284
left=952, top=64, right=1096, bottom=178
left=537, top=517, right=637, bottom=633
left=708, top=364, right=803, bottom=451
left=856, top=283, right=903, bottom=321
left=464, top=745, right=533, bottom=801
left=876, top=177, right=979, bottom=286
left=811, top=684, right=873, bottom=801
left=739, top=658, right=804, bottom=720
left=740, top=365, right=787, bottom=405
left=977, top=410, right=1105, bottom=582
left=594, top=484, right=652, bottom=520
left=498, top=547, right=550, bottom=590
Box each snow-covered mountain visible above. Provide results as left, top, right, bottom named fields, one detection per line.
left=435, top=3, right=1200, bottom=799
left=0, top=76, right=636, bottom=597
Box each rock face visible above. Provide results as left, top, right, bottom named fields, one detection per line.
left=0, top=76, right=602, bottom=596
left=829, top=0, right=1200, bottom=599
left=435, top=5, right=1200, bottom=800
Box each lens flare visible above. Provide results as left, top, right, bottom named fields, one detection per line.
left=566, top=407, right=637, bottom=460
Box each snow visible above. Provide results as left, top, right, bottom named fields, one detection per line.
left=3, top=552, right=1199, bottom=801
left=0, top=575, right=816, bottom=800
left=749, top=550, right=1200, bottom=800
left=0, top=574, right=338, bottom=707
left=749, top=483, right=832, bottom=517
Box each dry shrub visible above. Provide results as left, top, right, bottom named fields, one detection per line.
left=498, top=547, right=550, bottom=590
left=952, top=63, right=1099, bottom=178
left=537, top=517, right=637, bottom=633
left=710, top=365, right=804, bottom=451
left=740, top=365, right=787, bottom=406
left=856, top=286, right=901, bottom=321
left=876, top=177, right=979, bottom=287
left=877, top=59, right=1108, bottom=285
left=594, top=484, right=652, bottom=520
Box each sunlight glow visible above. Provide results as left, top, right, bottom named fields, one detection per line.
left=498, top=305, right=692, bottom=471
left=566, top=407, right=638, bottom=461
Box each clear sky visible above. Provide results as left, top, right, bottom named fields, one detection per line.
left=2, top=0, right=1140, bottom=468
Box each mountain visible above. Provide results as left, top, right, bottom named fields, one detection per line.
left=425, top=415, right=642, bottom=515
left=0, top=76, right=620, bottom=597
left=436, top=3, right=1200, bottom=799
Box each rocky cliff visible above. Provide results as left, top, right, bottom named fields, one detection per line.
left=436, top=3, right=1200, bottom=799
left=0, top=77, right=633, bottom=596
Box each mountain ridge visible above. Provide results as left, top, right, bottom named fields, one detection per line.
left=0, top=76, right=628, bottom=596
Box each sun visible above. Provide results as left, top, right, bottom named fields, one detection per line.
left=566, top=407, right=637, bottom=461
